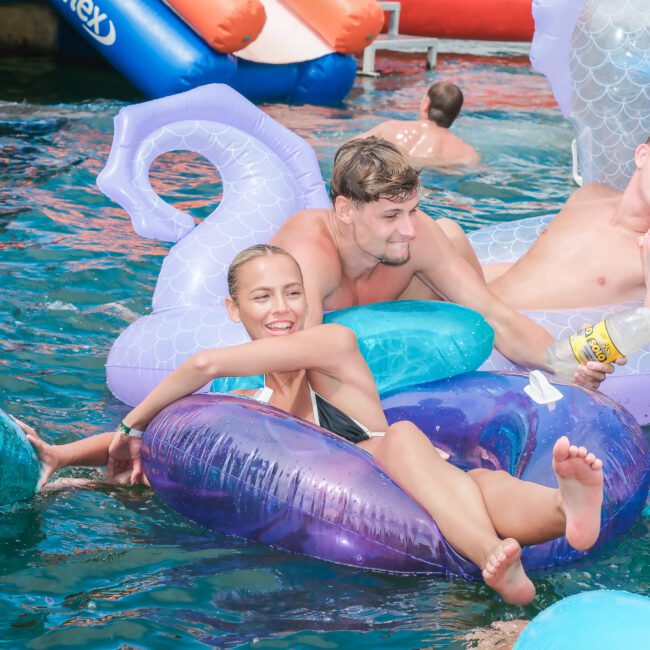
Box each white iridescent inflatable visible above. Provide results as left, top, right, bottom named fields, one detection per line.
left=531, top=0, right=650, bottom=190
left=471, top=0, right=650, bottom=424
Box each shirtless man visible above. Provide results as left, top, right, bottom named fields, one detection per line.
left=357, top=81, right=480, bottom=168
left=270, top=137, right=613, bottom=387
left=485, top=138, right=650, bottom=310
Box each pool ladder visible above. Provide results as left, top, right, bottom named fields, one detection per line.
left=359, top=1, right=438, bottom=76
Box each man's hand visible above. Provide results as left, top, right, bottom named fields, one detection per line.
left=572, top=356, right=627, bottom=389
left=108, top=431, right=144, bottom=485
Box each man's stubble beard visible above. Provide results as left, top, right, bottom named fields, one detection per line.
left=377, top=251, right=411, bottom=266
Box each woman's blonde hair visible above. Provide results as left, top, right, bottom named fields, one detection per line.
left=227, top=244, right=302, bottom=300
left=330, top=136, right=420, bottom=205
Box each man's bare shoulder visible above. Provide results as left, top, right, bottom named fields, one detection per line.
left=407, top=211, right=450, bottom=261
left=270, top=209, right=341, bottom=272
left=564, top=182, right=621, bottom=207
left=355, top=120, right=406, bottom=140
left=272, top=209, right=331, bottom=246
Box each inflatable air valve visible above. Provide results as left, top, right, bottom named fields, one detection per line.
left=0, top=409, right=40, bottom=507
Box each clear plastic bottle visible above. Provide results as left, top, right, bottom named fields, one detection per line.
left=546, top=307, right=650, bottom=379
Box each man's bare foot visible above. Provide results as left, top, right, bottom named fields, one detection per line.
left=482, top=538, right=536, bottom=606
left=553, top=436, right=603, bottom=550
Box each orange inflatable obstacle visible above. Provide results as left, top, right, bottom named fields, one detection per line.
left=283, top=0, right=384, bottom=53
left=167, top=0, right=385, bottom=56
left=165, top=0, right=266, bottom=53
left=393, top=0, right=534, bottom=42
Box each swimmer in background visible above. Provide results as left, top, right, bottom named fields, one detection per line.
left=483, top=137, right=650, bottom=310
left=356, top=81, right=480, bottom=168
left=19, top=245, right=605, bottom=606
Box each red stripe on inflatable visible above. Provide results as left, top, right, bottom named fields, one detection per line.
left=391, top=0, right=534, bottom=42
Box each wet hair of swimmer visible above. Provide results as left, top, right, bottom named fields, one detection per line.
left=330, top=136, right=420, bottom=205
left=227, top=244, right=303, bottom=301
left=426, top=81, right=464, bottom=128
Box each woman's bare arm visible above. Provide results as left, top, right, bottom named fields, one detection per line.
left=123, top=324, right=361, bottom=431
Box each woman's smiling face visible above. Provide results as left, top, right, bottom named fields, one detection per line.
left=226, top=253, right=307, bottom=341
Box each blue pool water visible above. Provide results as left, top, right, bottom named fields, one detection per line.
left=1, top=49, right=649, bottom=648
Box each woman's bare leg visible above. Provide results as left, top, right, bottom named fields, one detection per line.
left=469, top=436, right=603, bottom=550
left=360, top=421, right=535, bottom=606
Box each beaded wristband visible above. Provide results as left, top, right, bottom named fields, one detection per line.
left=117, top=421, right=144, bottom=439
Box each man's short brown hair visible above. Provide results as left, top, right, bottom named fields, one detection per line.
left=426, top=81, right=464, bottom=128
left=330, top=136, right=420, bottom=205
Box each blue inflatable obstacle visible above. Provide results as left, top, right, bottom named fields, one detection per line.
left=513, top=590, right=650, bottom=649
left=48, top=0, right=356, bottom=104
left=0, top=410, right=40, bottom=507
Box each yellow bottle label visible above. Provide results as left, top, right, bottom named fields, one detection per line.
left=569, top=320, right=622, bottom=365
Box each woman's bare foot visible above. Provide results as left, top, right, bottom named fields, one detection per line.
left=482, top=538, right=536, bottom=606
left=553, top=436, right=603, bottom=550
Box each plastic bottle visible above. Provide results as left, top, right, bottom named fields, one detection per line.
left=0, top=409, right=40, bottom=507
left=546, top=307, right=650, bottom=379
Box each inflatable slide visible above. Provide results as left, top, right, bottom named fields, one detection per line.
left=48, top=0, right=384, bottom=104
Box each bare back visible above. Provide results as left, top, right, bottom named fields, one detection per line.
left=360, top=120, right=479, bottom=167
left=488, top=184, right=646, bottom=309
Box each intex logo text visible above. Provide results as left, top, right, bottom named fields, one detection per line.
left=61, top=0, right=116, bottom=46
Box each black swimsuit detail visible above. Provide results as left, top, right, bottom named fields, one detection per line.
left=313, top=392, right=370, bottom=444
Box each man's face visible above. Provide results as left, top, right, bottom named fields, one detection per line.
left=347, top=193, right=419, bottom=266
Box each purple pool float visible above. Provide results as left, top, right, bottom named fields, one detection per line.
left=141, top=371, right=649, bottom=577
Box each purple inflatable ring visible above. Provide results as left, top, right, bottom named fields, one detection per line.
left=141, top=371, right=649, bottom=576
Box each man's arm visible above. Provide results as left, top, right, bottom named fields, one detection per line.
left=411, top=216, right=612, bottom=386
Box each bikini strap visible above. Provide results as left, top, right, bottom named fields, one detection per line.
left=308, top=384, right=321, bottom=426
left=253, top=376, right=274, bottom=404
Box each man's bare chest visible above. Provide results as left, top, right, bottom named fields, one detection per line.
left=322, top=267, right=415, bottom=310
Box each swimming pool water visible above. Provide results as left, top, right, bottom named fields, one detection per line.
left=1, top=50, right=649, bottom=649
